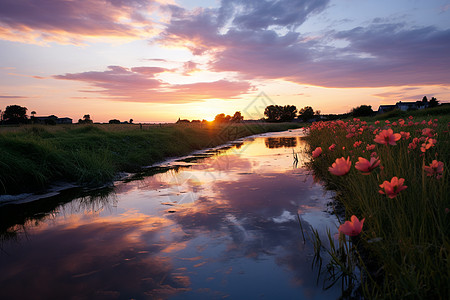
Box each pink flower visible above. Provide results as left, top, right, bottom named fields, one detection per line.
left=420, top=138, right=437, bottom=153
left=385, top=120, right=390, bottom=124
left=379, top=177, right=407, bottom=199
left=374, top=129, right=401, bottom=145
left=374, top=121, right=380, bottom=125
left=422, top=128, right=434, bottom=137
left=400, top=131, right=410, bottom=140
left=339, top=215, right=365, bottom=236
left=312, top=147, right=322, bottom=158
left=353, top=141, right=362, bottom=148
left=329, top=144, right=336, bottom=151
left=366, top=144, right=376, bottom=151
left=329, top=157, right=351, bottom=176
left=355, top=157, right=381, bottom=174
left=424, top=160, right=444, bottom=178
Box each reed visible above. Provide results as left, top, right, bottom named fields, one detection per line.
left=0, top=122, right=302, bottom=194
left=305, top=113, right=449, bottom=298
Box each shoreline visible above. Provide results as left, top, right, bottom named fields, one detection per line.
left=0, top=122, right=303, bottom=197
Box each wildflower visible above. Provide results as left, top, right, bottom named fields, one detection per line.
left=422, top=128, right=434, bottom=137
left=420, top=138, right=437, bottom=153
left=374, top=121, right=380, bottom=125
left=392, top=122, right=398, bottom=126
left=366, top=144, right=376, bottom=151
left=408, top=115, right=413, bottom=120
left=353, top=141, right=362, bottom=148
left=339, top=215, right=365, bottom=236
left=312, top=147, right=322, bottom=158
left=385, top=120, right=390, bottom=124
left=329, top=144, right=336, bottom=151
left=370, top=151, right=378, bottom=157
left=355, top=157, right=381, bottom=174
left=424, top=160, right=444, bottom=179
left=400, top=131, right=410, bottom=140
left=329, top=157, right=351, bottom=176
left=374, top=129, right=401, bottom=145
left=379, top=177, right=407, bottom=199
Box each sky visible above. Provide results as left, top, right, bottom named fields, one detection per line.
left=0, top=0, right=449, bottom=123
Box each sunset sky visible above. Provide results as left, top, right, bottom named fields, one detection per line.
left=1, top=0, right=449, bottom=123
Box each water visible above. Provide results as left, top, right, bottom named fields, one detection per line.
left=0, top=129, right=343, bottom=299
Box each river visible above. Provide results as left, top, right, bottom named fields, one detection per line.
left=0, top=128, right=344, bottom=299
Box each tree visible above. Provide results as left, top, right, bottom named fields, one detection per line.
left=109, top=119, right=121, bottom=124
left=422, top=96, right=428, bottom=103
left=78, top=114, right=93, bottom=124
left=3, top=105, right=28, bottom=123
left=129, top=119, right=133, bottom=124
left=351, top=105, right=374, bottom=117
left=429, top=97, right=439, bottom=108
left=213, top=113, right=232, bottom=123
left=298, top=106, right=315, bottom=122
left=264, top=105, right=297, bottom=122
left=231, top=111, right=244, bottom=122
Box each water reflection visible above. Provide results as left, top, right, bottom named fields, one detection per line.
left=0, top=129, right=342, bottom=299
left=265, top=137, right=297, bottom=148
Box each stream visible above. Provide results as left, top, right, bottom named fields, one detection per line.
left=0, top=128, right=345, bottom=299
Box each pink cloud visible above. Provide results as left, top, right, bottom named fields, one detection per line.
left=0, top=0, right=156, bottom=44
left=54, top=66, right=253, bottom=103
left=158, top=2, right=450, bottom=88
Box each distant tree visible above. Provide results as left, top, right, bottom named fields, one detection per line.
left=214, top=113, right=232, bottom=123
left=31, top=111, right=36, bottom=117
left=429, top=97, right=439, bottom=108
left=422, top=96, right=428, bottom=103
left=109, top=119, right=121, bottom=124
left=129, top=119, right=133, bottom=124
left=298, top=106, right=315, bottom=122
left=281, top=105, right=297, bottom=122
left=3, top=105, right=28, bottom=123
left=264, top=105, right=283, bottom=122
left=78, top=114, right=93, bottom=124
left=351, top=105, right=374, bottom=117
left=264, top=105, right=297, bottom=122
left=231, top=111, right=244, bottom=122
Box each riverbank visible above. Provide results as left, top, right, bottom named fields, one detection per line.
left=305, top=112, right=449, bottom=298
left=0, top=122, right=303, bottom=195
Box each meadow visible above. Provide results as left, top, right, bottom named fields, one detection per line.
left=0, top=122, right=302, bottom=195
left=306, top=108, right=449, bottom=298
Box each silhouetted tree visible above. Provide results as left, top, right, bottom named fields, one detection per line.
left=3, top=105, right=28, bottom=123
left=78, top=114, right=93, bottom=124
left=351, top=105, right=374, bottom=117
left=298, top=106, right=315, bottom=122
left=214, top=113, right=232, bottom=123
left=129, top=119, right=133, bottom=124
left=429, top=97, right=439, bottom=108
left=422, top=96, right=428, bottom=103
left=109, top=119, right=121, bottom=124
left=264, top=105, right=297, bottom=122
left=231, top=111, right=244, bottom=122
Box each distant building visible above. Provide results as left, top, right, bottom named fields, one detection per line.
left=33, top=115, right=72, bottom=124
left=378, top=101, right=429, bottom=113
left=377, top=105, right=396, bottom=114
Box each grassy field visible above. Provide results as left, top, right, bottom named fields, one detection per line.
left=306, top=108, right=449, bottom=298
left=0, top=122, right=302, bottom=195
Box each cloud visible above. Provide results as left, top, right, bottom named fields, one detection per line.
left=54, top=65, right=253, bottom=103
left=0, top=0, right=157, bottom=44
left=0, top=95, right=29, bottom=99
left=158, top=1, right=450, bottom=88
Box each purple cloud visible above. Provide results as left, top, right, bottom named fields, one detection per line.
left=158, top=1, right=450, bottom=88
left=54, top=66, right=253, bottom=103
left=0, top=0, right=155, bottom=43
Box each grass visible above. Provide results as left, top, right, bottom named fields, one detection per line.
left=0, top=122, right=302, bottom=194
left=305, top=110, right=449, bottom=298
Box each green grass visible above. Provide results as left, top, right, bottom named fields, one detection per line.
left=0, top=122, right=302, bottom=194
left=305, top=111, right=449, bottom=298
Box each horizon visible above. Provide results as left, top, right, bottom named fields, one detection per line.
left=1, top=0, right=449, bottom=123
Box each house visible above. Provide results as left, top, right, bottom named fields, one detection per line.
left=377, top=105, right=396, bottom=114
left=396, top=101, right=428, bottom=111
left=33, top=115, right=72, bottom=124
left=378, top=101, right=429, bottom=113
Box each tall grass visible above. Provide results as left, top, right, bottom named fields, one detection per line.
left=306, top=114, right=449, bottom=298
left=0, top=122, right=302, bottom=194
